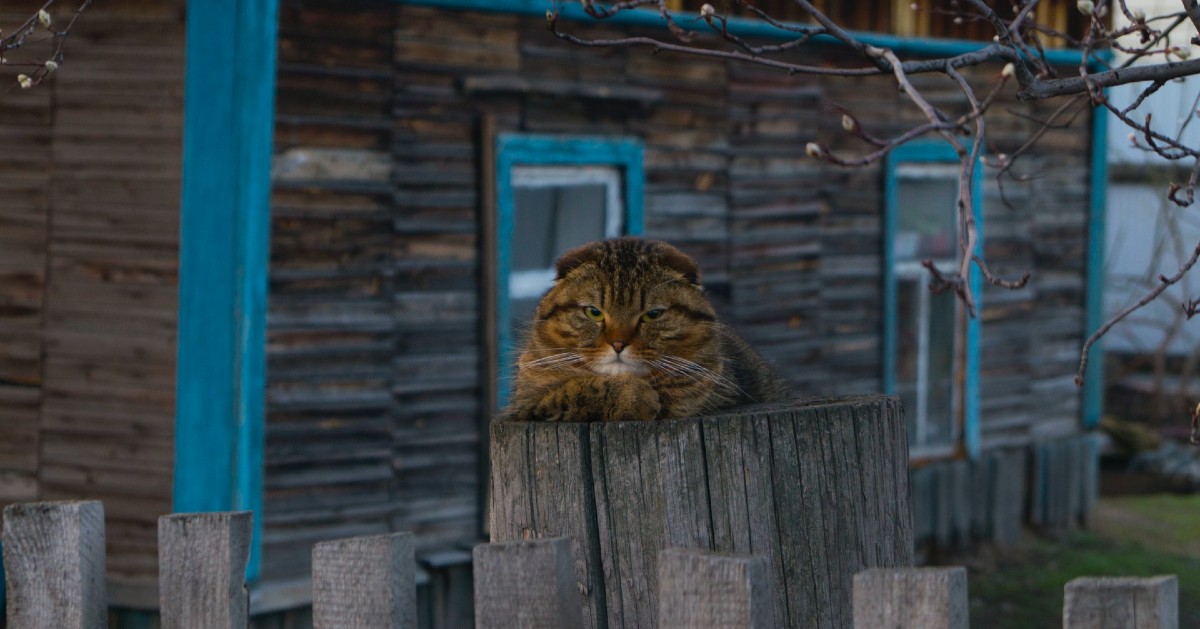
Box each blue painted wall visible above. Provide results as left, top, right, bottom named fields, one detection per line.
left=175, top=0, right=280, bottom=580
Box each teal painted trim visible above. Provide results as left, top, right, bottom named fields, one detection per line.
left=1083, top=96, right=1108, bottom=429
left=884, top=141, right=983, bottom=459
left=176, top=0, right=280, bottom=581
left=494, top=134, right=645, bottom=407
left=399, top=0, right=1087, bottom=66
left=882, top=165, right=898, bottom=396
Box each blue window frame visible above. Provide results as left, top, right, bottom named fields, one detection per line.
left=883, top=142, right=981, bottom=460
left=493, top=134, right=644, bottom=407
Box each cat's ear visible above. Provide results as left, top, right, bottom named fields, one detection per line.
left=656, top=244, right=702, bottom=286
left=555, top=242, right=603, bottom=280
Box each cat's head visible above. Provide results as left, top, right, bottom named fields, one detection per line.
left=523, top=237, right=718, bottom=377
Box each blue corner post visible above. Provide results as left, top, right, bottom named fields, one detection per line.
left=1083, top=91, right=1109, bottom=430
left=176, top=0, right=280, bottom=580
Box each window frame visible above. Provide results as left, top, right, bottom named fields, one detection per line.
left=492, top=134, right=645, bottom=408
left=883, top=142, right=982, bottom=461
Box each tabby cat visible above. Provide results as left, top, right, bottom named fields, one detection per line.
left=501, top=237, right=788, bottom=422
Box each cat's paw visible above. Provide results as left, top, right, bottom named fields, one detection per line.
left=528, top=376, right=661, bottom=422
left=601, top=376, right=662, bottom=422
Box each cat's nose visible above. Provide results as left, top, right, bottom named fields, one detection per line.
left=611, top=340, right=627, bottom=354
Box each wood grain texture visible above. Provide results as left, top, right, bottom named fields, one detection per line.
left=657, top=548, right=773, bottom=629
left=312, top=531, right=415, bottom=629
left=491, top=396, right=913, bottom=629
left=472, top=537, right=582, bottom=629
left=3, top=500, right=106, bottom=628
left=488, top=421, right=604, bottom=628
left=1063, top=576, right=1179, bottom=629
left=852, top=567, right=968, bottom=629
left=157, top=511, right=252, bottom=629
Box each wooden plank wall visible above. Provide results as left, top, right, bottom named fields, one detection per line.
left=726, top=63, right=824, bottom=390
left=0, top=8, right=52, bottom=507
left=0, top=1, right=184, bottom=581
left=38, top=1, right=184, bottom=579
left=265, top=1, right=1096, bottom=574
left=266, top=0, right=401, bottom=581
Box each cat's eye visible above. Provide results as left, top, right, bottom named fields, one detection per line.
left=642, top=308, right=665, bottom=322
left=583, top=306, right=604, bottom=321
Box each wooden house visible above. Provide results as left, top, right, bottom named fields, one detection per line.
left=0, top=0, right=1103, bottom=619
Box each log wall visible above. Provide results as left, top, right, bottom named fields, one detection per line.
left=0, top=0, right=184, bottom=581
left=263, top=1, right=1096, bottom=573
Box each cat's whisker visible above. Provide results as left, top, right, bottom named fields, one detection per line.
left=524, top=352, right=585, bottom=369
left=655, top=355, right=751, bottom=399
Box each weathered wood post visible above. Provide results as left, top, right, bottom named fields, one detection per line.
left=657, top=548, right=773, bottom=629
left=472, top=537, right=582, bottom=629
left=1063, top=576, right=1179, bottom=629
left=158, top=511, right=253, bottom=629
left=490, top=395, right=914, bottom=629
left=2, top=500, right=107, bottom=629
left=312, top=532, right=416, bottom=629
left=852, top=567, right=968, bottom=629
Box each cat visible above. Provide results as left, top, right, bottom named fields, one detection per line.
left=500, top=237, right=788, bottom=422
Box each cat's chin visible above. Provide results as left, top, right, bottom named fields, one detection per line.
left=589, top=357, right=651, bottom=377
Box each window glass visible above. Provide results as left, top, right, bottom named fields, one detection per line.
left=502, top=165, right=624, bottom=394
left=892, top=163, right=961, bottom=456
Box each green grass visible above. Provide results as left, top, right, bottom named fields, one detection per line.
left=952, top=495, right=1200, bottom=628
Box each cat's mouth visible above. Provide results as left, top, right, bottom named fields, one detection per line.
left=590, top=350, right=650, bottom=376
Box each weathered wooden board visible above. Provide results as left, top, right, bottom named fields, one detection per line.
left=491, top=396, right=913, bottom=629
left=3, top=500, right=107, bottom=629
left=158, top=512, right=252, bottom=629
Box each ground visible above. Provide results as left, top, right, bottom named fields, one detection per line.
left=951, top=494, right=1200, bottom=627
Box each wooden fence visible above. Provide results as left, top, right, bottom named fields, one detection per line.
left=1, top=500, right=1182, bottom=628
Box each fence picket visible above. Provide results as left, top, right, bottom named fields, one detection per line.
left=853, top=567, right=968, bottom=629
left=472, top=537, right=581, bottom=629
left=657, top=548, right=773, bottom=628
left=1063, top=575, right=1178, bottom=629
left=312, top=532, right=416, bottom=629
left=158, top=511, right=252, bottom=629
left=2, top=500, right=107, bottom=629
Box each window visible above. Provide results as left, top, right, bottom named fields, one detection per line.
left=884, top=144, right=981, bottom=460
left=493, top=135, right=644, bottom=407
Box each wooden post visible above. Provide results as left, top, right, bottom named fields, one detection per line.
left=853, top=567, right=968, bottom=629
left=312, top=532, right=416, bottom=629
left=472, top=537, right=582, bottom=629
left=158, top=511, right=252, bottom=629
left=490, top=395, right=914, bottom=629
left=1063, top=576, right=1178, bottom=629
left=2, top=500, right=107, bottom=629
left=657, top=548, right=773, bottom=629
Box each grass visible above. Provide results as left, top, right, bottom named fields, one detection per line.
left=947, top=494, right=1200, bottom=628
